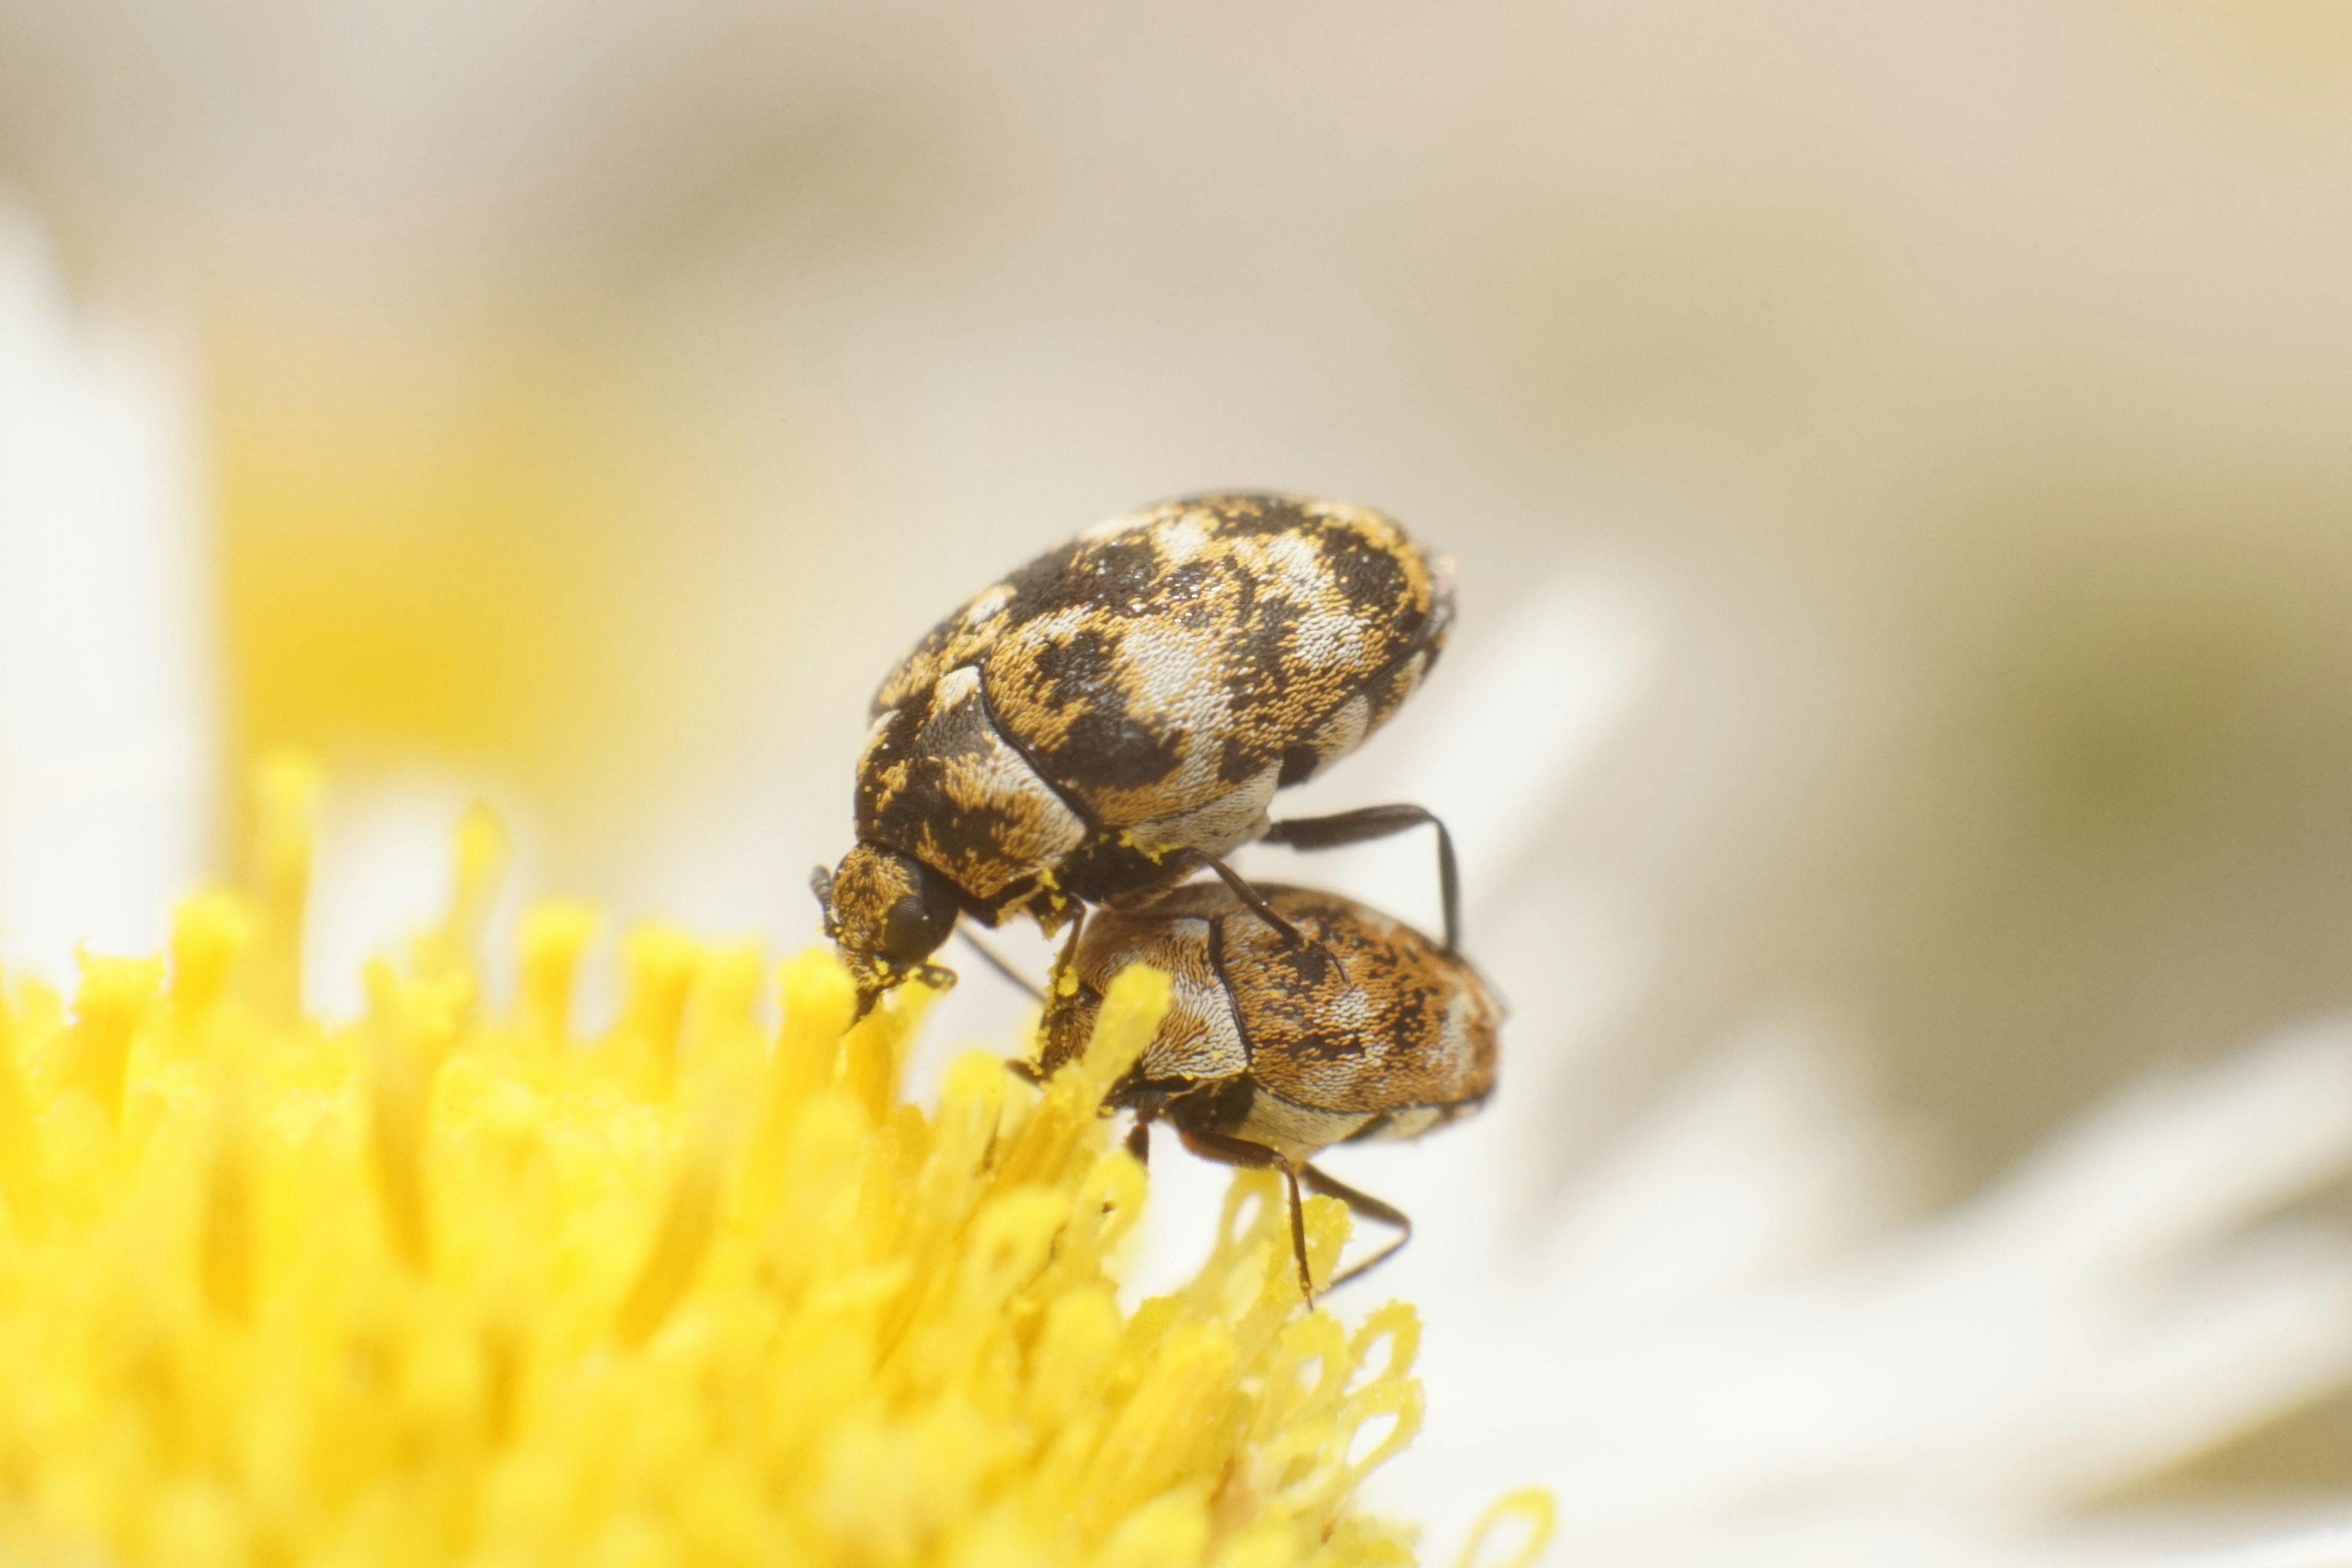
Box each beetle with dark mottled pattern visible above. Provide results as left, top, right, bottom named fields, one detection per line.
left=1036, top=881, right=1500, bottom=1300
left=815, top=491, right=1462, bottom=1009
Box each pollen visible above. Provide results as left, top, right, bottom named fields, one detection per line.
left=0, top=769, right=1546, bottom=1567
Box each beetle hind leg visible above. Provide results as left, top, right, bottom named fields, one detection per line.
left=1261, top=803, right=1462, bottom=952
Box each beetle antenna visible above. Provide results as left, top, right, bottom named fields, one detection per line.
left=809, top=865, right=837, bottom=938
left=957, top=927, right=1044, bottom=1001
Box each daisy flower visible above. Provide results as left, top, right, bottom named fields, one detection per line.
left=8, top=199, right=2352, bottom=1567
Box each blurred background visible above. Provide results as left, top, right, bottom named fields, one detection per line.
left=7, top=1, right=2352, bottom=1557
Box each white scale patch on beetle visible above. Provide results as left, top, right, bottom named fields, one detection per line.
left=1113, top=919, right=1249, bottom=1083
left=1018, top=603, right=1096, bottom=646
left=1325, top=987, right=1377, bottom=1035
left=1437, top=990, right=1482, bottom=1068
left=1291, top=611, right=1368, bottom=671
left=1370, top=1106, right=1446, bottom=1141
left=916, top=666, right=1087, bottom=892
left=1238, top=1098, right=1379, bottom=1167
left=1152, top=513, right=1213, bottom=564
left=1308, top=695, right=1373, bottom=775
left=1259, top=531, right=1338, bottom=603
left=962, top=583, right=1014, bottom=625
left=1125, top=764, right=1278, bottom=858
left=1109, top=622, right=1245, bottom=811
left=1114, top=623, right=1226, bottom=728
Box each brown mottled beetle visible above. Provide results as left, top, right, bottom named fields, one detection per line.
left=1036, top=881, right=1500, bottom=1300
left=815, top=491, right=1461, bottom=1009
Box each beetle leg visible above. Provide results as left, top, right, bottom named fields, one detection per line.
left=1125, top=1113, right=1152, bottom=1166
left=1298, top=1163, right=1413, bottom=1287
left=1003, top=1057, right=1044, bottom=1086
left=1050, top=904, right=1087, bottom=995
left=1174, top=1125, right=1316, bottom=1304
left=1198, top=856, right=1309, bottom=943
left=1261, top=804, right=1461, bottom=953
left=957, top=925, right=1044, bottom=1001
left=1197, top=856, right=1351, bottom=980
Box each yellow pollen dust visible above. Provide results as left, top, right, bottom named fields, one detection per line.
left=0, top=766, right=1552, bottom=1568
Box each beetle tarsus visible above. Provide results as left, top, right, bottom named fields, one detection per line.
left=1283, top=1165, right=1313, bottom=1303
left=1263, top=804, right=1463, bottom=953
left=1173, top=1125, right=1319, bottom=1303
left=1300, top=1163, right=1412, bottom=1287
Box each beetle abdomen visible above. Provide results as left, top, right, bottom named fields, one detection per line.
left=1215, top=888, right=1499, bottom=1117
left=873, top=493, right=1452, bottom=842
left=1041, top=881, right=1499, bottom=1144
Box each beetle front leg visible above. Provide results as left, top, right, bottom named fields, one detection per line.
left=1051, top=903, right=1087, bottom=992
left=1261, top=804, right=1461, bottom=952
left=1175, top=1125, right=1315, bottom=1304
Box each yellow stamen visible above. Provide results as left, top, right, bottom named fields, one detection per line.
left=0, top=976, right=43, bottom=1235
left=64, top=952, right=160, bottom=1125
left=612, top=1112, right=731, bottom=1349
left=200, top=1066, right=254, bottom=1327
left=0, top=772, right=1550, bottom=1566
left=168, top=892, right=249, bottom=1035
left=1453, top=1488, right=1558, bottom=1568
left=364, top=959, right=438, bottom=1273
left=246, top=748, right=318, bottom=1022
left=518, top=900, right=598, bottom=1046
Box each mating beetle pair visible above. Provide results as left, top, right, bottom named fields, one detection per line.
left=816, top=491, right=1498, bottom=1297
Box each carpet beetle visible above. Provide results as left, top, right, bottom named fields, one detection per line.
left=816, top=491, right=1461, bottom=1009
left=1036, top=881, right=1500, bottom=1300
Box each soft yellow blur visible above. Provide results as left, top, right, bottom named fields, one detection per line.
left=214, top=321, right=653, bottom=798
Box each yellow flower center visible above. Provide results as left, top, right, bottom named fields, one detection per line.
left=0, top=760, right=1551, bottom=1567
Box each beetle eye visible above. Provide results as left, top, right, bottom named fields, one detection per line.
left=881, top=894, right=950, bottom=965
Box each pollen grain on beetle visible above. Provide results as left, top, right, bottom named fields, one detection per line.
left=0, top=766, right=1547, bottom=1568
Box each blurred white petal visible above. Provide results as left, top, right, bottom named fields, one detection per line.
left=1379, top=1012, right=2352, bottom=1559
left=1262, top=571, right=1657, bottom=932
left=0, top=207, right=214, bottom=972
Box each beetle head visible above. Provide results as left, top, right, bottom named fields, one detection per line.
left=813, top=843, right=961, bottom=1012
